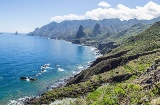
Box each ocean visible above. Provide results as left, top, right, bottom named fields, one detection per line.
left=0, top=33, right=98, bottom=104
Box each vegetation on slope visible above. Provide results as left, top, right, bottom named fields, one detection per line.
left=26, top=21, right=160, bottom=105
left=26, top=49, right=160, bottom=104
left=111, top=21, right=160, bottom=55
left=110, top=23, right=150, bottom=43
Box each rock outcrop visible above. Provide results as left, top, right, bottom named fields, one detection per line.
left=98, top=42, right=119, bottom=54
left=91, top=23, right=102, bottom=37
left=134, top=58, right=160, bottom=89
left=76, top=25, right=86, bottom=39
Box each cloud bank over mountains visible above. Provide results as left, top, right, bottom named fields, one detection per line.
left=50, top=1, right=160, bottom=23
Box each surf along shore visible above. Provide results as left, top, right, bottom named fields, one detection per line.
left=9, top=38, right=106, bottom=105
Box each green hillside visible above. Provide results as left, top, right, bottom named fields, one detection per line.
left=112, top=21, right=160, bottom=55
left=25, top=20, right=160, bottom=105
left=110, top=23, right=149, bottom=43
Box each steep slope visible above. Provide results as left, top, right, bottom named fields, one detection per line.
left=112, top=21, right=160, bottom=55
left=25, top=21, right=160, bottom=105
left=75, top=25, right=87, bottom=38
left=109, top=23, right=150, bottom=42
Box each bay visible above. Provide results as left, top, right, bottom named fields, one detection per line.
left=0, top=33, right=97, bottom=104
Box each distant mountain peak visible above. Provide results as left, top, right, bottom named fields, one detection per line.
left=76, top=25, right=86, bottom=39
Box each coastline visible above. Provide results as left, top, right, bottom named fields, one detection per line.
left=41, top=39, right=103, bottom=92
left=8, top=37, right=103, bottom=105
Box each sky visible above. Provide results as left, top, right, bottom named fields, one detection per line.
left=0, top=0, right=160, bottom=33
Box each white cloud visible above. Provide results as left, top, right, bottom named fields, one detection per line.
left=50, top=14, right=85, bottom=23
left=98, top=1, right=111, bottom=8
left=50, top=1, right=160, bottom=23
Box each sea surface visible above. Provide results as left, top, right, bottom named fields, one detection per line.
left=0, top=33, right=98, bottom=104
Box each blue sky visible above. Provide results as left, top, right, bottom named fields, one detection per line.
left=0, top=0, right=160, bottom=33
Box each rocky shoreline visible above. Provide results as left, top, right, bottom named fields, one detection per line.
left=22, top=36, right=123, bottom=104
left=23, top=38, right=124, bottom=104
left=9, top=38, right=104, bottom=105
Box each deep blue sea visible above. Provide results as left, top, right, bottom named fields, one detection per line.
left=0, top=33, right=98, bottom=104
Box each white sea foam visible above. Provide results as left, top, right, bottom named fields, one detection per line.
left=90, top=47, right=97, bottom=51
left=58, top=68, right=65, bottom=71
left=38, top=73, right=42, bottom=75
left=95, top=54, right=102, bottom=58
left=77, top=70, right=81, bottom=74
left=8, top=100, right=16, bottom=104
left=26, top=78, right=30, bottom=82
left=87, top=61, right=91, bottom=63
left=55, top=64, right=60, bottom=67
left=78, top=66, right=83, bottom=69
left=8, top=62, right=95, bottom=104
left=8, top=96, right=31, bottom=105
left=87, top=61, right=92, bottom=64
left=72, top=71, right=76, bottom=74
left=45, top=67, right=50, bottom=69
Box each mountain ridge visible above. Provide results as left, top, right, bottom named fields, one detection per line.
left=28, top=17, right=160, bottom=39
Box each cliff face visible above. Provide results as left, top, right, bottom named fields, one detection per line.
left=98, top=42, right=119, bottom=54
